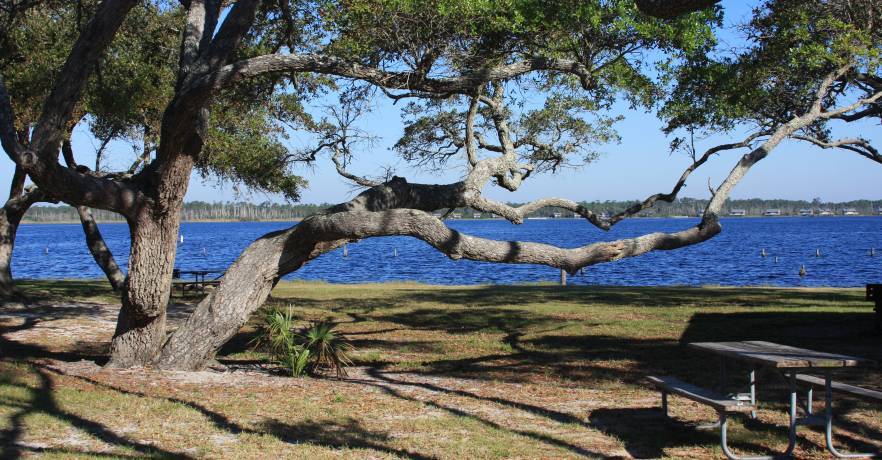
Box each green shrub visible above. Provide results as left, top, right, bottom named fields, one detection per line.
left=253, top=306, right=354, bottom=377
left=302, top=321, right=354, bottom=378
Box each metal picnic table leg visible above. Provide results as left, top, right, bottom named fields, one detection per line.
left=781, top=371, right=799, bottom=458
left=719, top=412, right=774, bottom=460
left=822, top=372, right=880, bottom=458
left=749, top=368, right=757, bottom=420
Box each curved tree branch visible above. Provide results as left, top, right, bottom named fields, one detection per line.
left=331, top=148, right=380, bottom=188
left=792, top=135, right=882, bottom=164
left=0, top=2, right=143, bottom=218
left=196, top=54, right=595, bottom=95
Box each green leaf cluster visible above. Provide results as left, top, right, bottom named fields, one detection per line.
left=662, top=0, right=882, bottom=135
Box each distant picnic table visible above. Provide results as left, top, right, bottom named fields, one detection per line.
left=649, top=341, right=879, bottom=459
left=172, top=268, right=225, bottom=296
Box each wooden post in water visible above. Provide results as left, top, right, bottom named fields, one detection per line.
left=560, top=269, right=567, bottom=287
left=343, top=244, right=349, bottom=257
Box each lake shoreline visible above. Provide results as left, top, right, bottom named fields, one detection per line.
left=20, top=214, right=882, bottom=225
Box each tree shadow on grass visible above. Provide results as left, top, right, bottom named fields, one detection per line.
left=275, top=284, right=867, bottom=313
left=350, top=368, right=608, bottom=458
left=0, top=311, right=108, bottom=364
left=0, top=365, right=189, bottom=459
left=12, top=279, right=117, bottom=303
left=35, top=365, right=440, bottom=459
left=588, top=407, right=800, bottom=459
left=259, top=418, right=437, bottom=460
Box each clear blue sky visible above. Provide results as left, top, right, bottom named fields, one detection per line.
left=3, top=0, right=881, bottom=205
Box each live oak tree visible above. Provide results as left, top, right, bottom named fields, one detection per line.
left=0, top=0, right=312, bottom=298
left=158, top=0, right=882, bottom=371
left=0, top=0, right=879, bottom=371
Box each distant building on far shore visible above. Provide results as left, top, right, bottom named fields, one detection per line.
left=763, top=209, right=782, bottom=216
left=819, top=209, right=834, bottom=216
left=843, top=208, right=859, bottom=215
left=729, top=209, right=747, bottom=216
left=798, top=208, right=814, bottom=216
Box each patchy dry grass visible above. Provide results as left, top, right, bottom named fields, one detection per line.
left=1, top=280, right=881, bottom=459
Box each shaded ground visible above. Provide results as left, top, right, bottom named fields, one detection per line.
left=1, top=280, right=880, bottom=458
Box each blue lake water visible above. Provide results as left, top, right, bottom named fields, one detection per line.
left=12, top=217, right=882, bottom=287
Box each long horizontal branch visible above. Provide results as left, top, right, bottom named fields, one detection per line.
left=306, top=209, right=723, bottom=273
left=195, top=54, right=593, bottom=95
left=3, top=185, right=52, bottom=220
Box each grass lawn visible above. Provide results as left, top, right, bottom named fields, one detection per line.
left=1, top=280, right=880, bottom=459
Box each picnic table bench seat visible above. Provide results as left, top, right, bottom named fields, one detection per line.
left=795, top=373, right=882, bottom=403
left=647, top=375, right=755, bottom=414
left=648, top=375, right=771, bottom=460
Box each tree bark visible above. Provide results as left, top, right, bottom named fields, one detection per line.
left=76, top=206, right=126, bottom=291
left=106, top=210, right=176, bottom=367
left=0, top=207, right=22, bottom=299
left=106, top=150, right=195, bottom=367
left=156, top=224, right=342, bottom=369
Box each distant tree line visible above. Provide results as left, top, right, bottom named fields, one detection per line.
left=22, top=198, right=882, bottom=223
left=525, top=198, right=882, bottom=218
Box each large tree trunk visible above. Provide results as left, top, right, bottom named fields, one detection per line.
left=106, top=150, right=195, bottom=367
left=106, top=211, right=176, bottom=367
left=0, top=207, right=21, bottom=299
left=76, top=206, right=125, bottom=291
left=1, top=167, right=35, bottom=299
left=156, top=225, right=341, bottom=369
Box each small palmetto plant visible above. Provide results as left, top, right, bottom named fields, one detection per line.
left=302, top=321, right=354, bottom=378
left=253, top=306, right=354, bottom=378
left=253, top=307, right=310, bottom=376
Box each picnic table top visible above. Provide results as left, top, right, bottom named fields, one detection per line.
left=688, top=341, right=873, bottom=369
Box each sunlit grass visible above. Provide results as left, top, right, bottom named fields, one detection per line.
left=1, top=280, right=879, bottom=458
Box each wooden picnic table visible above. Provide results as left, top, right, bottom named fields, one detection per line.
left=690, top=341, right=877, bottom=459
left=172, top=268, right=225, bottom=295
left=689, top=341, right=868, bottom=369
